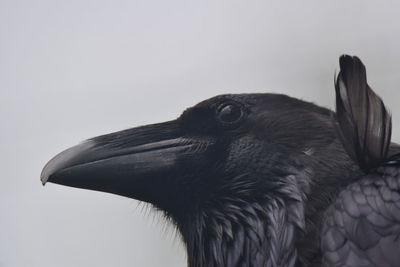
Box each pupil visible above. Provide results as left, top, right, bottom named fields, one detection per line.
left=220, top=104, right=241, bottom=122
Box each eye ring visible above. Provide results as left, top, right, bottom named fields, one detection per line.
left=216, top=102, right=244, bottom=127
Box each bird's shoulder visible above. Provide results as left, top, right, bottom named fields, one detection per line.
left=321, top=164, right=400, bottom=267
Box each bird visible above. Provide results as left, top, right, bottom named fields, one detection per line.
left=41, top=55, right=400, bottom=267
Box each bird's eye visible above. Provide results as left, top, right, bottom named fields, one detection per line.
left=216, top=103, right=244, bottom=125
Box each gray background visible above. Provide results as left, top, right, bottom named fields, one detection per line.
left=1, top=0, right=400, bottom=266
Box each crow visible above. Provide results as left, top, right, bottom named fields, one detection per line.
left=41, top=55, right=400, bottom=267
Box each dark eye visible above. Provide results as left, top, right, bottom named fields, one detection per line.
left=217, top=103, right=244, bottom=125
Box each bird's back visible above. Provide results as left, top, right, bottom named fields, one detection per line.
left=321, top=159, right=400, bottom=266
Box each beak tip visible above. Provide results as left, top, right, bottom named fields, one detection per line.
left=40, top=140, right=96, bottom=187
left=40, top=168, right=50, bottom=186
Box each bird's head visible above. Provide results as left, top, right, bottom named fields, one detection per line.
left=42, top=93, right=357, bottom=265
left=42, top=93, right=349, bottom=224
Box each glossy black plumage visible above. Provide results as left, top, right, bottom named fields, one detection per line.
left=321, top=55, right=400, bottom=267
left=41, top=55, right=399, bottom=267
left=334, top=55, right=392, bottom=171
left=321, top=167, right=400, bottom=267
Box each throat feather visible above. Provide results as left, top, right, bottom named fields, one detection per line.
left=181, top=198, right=303, bottom=267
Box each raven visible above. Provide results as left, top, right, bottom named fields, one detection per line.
left=41, top=55, right=400, bottom=267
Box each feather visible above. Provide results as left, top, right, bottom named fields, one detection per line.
left=335, top=55, right=392, bottom=171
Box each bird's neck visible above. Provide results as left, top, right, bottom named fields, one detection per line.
left=179, top=198, right=303, bottom=267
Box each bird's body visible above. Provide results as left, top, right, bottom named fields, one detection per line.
left=41, top=56, right=400, bottom=266
left=322, top=164, right=400, bottom=267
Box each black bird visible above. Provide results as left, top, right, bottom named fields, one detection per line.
left=41, top=55, right=400, bottom=267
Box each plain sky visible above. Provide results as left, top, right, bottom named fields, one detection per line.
left=1, top=0, right=400, bottom=266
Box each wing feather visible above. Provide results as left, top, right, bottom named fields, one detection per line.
left=335, top=55, right=392, bottom=170
left=322, top=55, right=400, bottom=267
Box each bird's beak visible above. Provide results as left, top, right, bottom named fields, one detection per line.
left=41, top=120, right=212, bottom=204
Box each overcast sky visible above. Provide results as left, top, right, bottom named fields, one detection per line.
left=1, top=1, right=400, bottom=266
